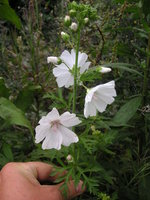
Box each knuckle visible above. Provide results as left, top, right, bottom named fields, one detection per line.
left=2, top=162, right=16, bottom=170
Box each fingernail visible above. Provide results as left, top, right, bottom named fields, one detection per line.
left=76, top=180, right=83, bottom=193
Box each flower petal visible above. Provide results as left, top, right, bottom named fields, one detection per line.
left=35, top=124, right=50, bottom=143
left=42, top=128, right=62, bottom=150
left=60, top=112, right=81, bottom=127
left=80, top=61, right=91, bottom=74
left=53, top=66, right=68, bottom=77
left=46, top=108, right=60, bottom=121
left=60, top=50, right=74, bottom=69
left=93, top=98, right=107, bottom=113
left=56, top=72, right=73, bottom=88
left=59, top=125, right=79, bottom=146
left=84, top=101, right=97, bottom=118
left=78, top=52, right=88, bottom=66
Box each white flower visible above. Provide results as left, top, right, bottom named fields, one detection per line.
left=84, top=81, right=117, bottom=118
left=70, top=22, right=78, bottom=31
left=35, top=108, right=81, bottom=150
left=47, top=56, right=59, bottom=64
left=53, top=49, right=91, bottom=88
left=100, top=67, right=111, bottom=73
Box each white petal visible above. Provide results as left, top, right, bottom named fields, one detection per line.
left=78, top=52, right=88, bottom=66
left=93, top=98, right=107, bottom=113
left=56, top=63, right=68, bottom=70
left=96, top=92, right=115, bottom=104
left=85, top=89, right=95, bottom=103
left=46, top=108, right=60, bottom=121
left=60, top=50, right=74, bottom=69
left=53, top=67, right=68, bottom=77
left=42, top=128, right=62, bottom=150
left=65, top=75, right=74, bottom=88
left=80, top=61, right=91, bottom=74
left=71, top=49, right=76, bottom=62
left=60, top=112, right=81, bottom=127
left=39, top=116, right=50, bottom=125
left=84, top=101, right=97, bottom=118
left=35, top=124, right=50, bottom=143
left=56, top=72, right=73, bottom=88
left=59, top=125, right=79, bottom=146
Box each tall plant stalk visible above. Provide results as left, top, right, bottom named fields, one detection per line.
left=72, top=28, right=81, bottom=113
left=142, top=31, right=150, bottom=105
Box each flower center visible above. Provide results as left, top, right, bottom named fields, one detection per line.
left=50, top=120, right=60, bottom=131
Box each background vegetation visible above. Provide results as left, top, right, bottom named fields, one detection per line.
left=0, top=0, right=150, bottom=199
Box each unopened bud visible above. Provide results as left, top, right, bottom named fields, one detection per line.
left=84, top=18, right=89, bottom=24
left=69, top=9, right=76, bottom=17
left=99, top=67, right=111, bottom=73
left=47, top=56, right=61, bottom=65
left=64, top=15, right=71, bottom=26
left=66, top=154, right=73, bottom=162
left=70, top=22, right=78, bottom=32
left=61, top=32, right=70, bottom=41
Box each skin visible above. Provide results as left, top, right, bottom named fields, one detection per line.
left=0, top=162, right=84, bottom=200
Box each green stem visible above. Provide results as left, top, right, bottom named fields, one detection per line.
left=142, top=31, right=150, bottom=105
left=72, top=28, right=81, bottom=113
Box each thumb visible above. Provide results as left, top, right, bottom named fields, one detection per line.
left=58, top=180, right=85, bottom=200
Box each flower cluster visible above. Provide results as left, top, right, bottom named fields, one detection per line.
left=35, top=2, right=117, bottom=151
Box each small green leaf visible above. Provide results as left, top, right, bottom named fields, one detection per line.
left=112, top=96, right=142, bottom=125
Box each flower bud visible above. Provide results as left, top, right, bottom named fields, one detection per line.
left=66, top=154, right=73, bottom=162
left=64, top=15, right=71, bottom=26
left=69, top=9, right=76, bottom=17
left=70, top=22, right=78, bottom=32
left=99, top=66, right=111, bottom=73
left=47, top=56, right=61, bottom=65
left=84, top=17, right=89, bottom=24
left=61, top=32, right=70, bottom=41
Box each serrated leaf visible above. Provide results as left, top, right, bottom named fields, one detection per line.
left=112, top=96, right=142, bottom=125
left=0, top=97, right=32, bottom=132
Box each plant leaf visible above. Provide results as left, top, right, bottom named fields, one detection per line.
left=0, top=4, right=21, bottom=29
left=112, top=96, right=142, bottom=125
left=0, top=97, right=32, bottom=132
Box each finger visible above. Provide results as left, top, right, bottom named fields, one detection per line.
left=24, top=162, right=54, bottom=182
left=57, top=180, right=85, bottom=199
left=24, top=162, right=66, bottom=183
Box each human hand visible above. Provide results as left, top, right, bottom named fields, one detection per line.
left=0, top=162, right=84, bottom=200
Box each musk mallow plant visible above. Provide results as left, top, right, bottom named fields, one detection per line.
left=35, top=1, right=116, bottom=195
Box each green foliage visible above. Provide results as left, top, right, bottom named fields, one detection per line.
left=0, top=77, right=9, bottom=98
left=112, top=96, right=142, bottom=125
left=0, top=97, right=32, bottom=132
left=0, top=0, right=150, bottom=199
left=0, top=0, right=21, bottom=29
